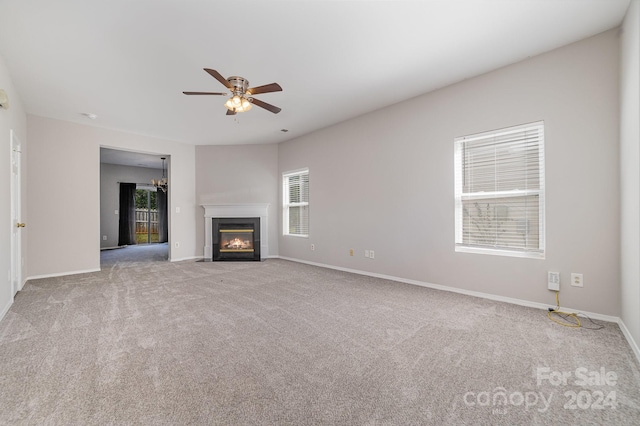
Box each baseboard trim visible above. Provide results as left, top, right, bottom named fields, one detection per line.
left=0, top=299, right=12, bottom=323
left=277, top=256, right=621, bottom=324
left=26, top=268, right=101, bottom=281
left=170, top=256, right=202, bottom=262
left=617, top=319, right=640, bottom=363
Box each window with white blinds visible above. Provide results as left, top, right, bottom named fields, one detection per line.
left=283, top=169, right=309, bottom=237
left=454, top=122, right=545, bottom=258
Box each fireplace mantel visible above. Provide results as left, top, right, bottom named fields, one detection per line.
left=202, top=204, right=269, bottom=261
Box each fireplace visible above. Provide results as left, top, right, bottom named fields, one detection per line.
left=202, top=204, right=269, bottom=261
left=212, top=217, right=261, bottom=261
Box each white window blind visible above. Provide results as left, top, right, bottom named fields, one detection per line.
left=454, top=122, right=545, bottom=258
left=283, top=169, right=309, bottom=237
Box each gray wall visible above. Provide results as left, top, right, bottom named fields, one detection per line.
left=0, top=53, right=27, bottom=319
left=620, top=0, right=640, bottom=350
left=100, top=163, right=163, bottom=249
left=27, top=115, right=197, bottom=278
left=195, top=144, right=279, bottom=257
left=278, top=29, right=621, bottom=316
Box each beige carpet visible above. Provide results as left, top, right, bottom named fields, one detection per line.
left=0, top=244, right=639, bottom=425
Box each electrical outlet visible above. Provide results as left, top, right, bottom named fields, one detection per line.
left=310, top=244, right=315, bottom=251
left=174, top=242, right=180, bottom=248
left=548, top=271, right=560, bottom=291
left=571, top=273, right=583, bottom=287
left=370, top=250, right=375, bottom=259
left=102, top=235, right=107, bottom=241
left=349, top=249, right=354, bottom=256
left=364, top=250, right=370, bottom=258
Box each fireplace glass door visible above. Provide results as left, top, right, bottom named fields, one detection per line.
left=212, top=217, right=261, bottom=261
left=220, top=229, right=254, bottom=253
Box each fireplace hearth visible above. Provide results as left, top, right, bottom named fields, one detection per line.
left=212, top=217, right=261, bottom=261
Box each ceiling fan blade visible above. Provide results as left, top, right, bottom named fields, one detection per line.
left=204, top=68, right=233, bottom=89
left=250, top=98, right=281, bottom=114
left=226, top=109, right=236, bottom=116
left=247, top=83, right=282, bottom=95
left=183, top=91, right=227, bottom=95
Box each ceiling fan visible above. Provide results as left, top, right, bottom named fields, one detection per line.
left=183, top=68, right=282, bottom=115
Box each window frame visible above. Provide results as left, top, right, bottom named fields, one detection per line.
left=454, top=121, right=546, bottom=259
left=282, top=168, right=309, bottom=238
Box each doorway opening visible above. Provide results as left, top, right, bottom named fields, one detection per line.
left=100, top=147, right=170, bottom=264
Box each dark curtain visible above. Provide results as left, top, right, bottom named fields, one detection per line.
left=118, top=183, right=137, bottom=246
left=157, top=189, right=168, bottom=243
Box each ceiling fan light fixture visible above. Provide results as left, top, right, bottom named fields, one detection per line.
left=225, top=95, right=252, bottom=112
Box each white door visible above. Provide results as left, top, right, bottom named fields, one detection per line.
left=10, top=130, right=23, bottom=297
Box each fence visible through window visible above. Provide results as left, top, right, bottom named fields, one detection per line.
left=135, top=208, right=159, bottom=243
left=135, top=188, right=159, bottom=244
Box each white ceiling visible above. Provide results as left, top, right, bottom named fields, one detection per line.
left=0, top=0, right=631, bottom=146
left=100, top=147, right=166, bottom=169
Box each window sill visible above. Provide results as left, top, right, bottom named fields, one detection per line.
left=455, top=246, right=545, bottom=260
left=283, top=234, right=309, bottom=239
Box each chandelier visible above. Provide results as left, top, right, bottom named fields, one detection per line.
left=152, top=157, right=168, bottom=193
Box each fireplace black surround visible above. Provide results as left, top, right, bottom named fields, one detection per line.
left=212, top=217, right=261, bottom=261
